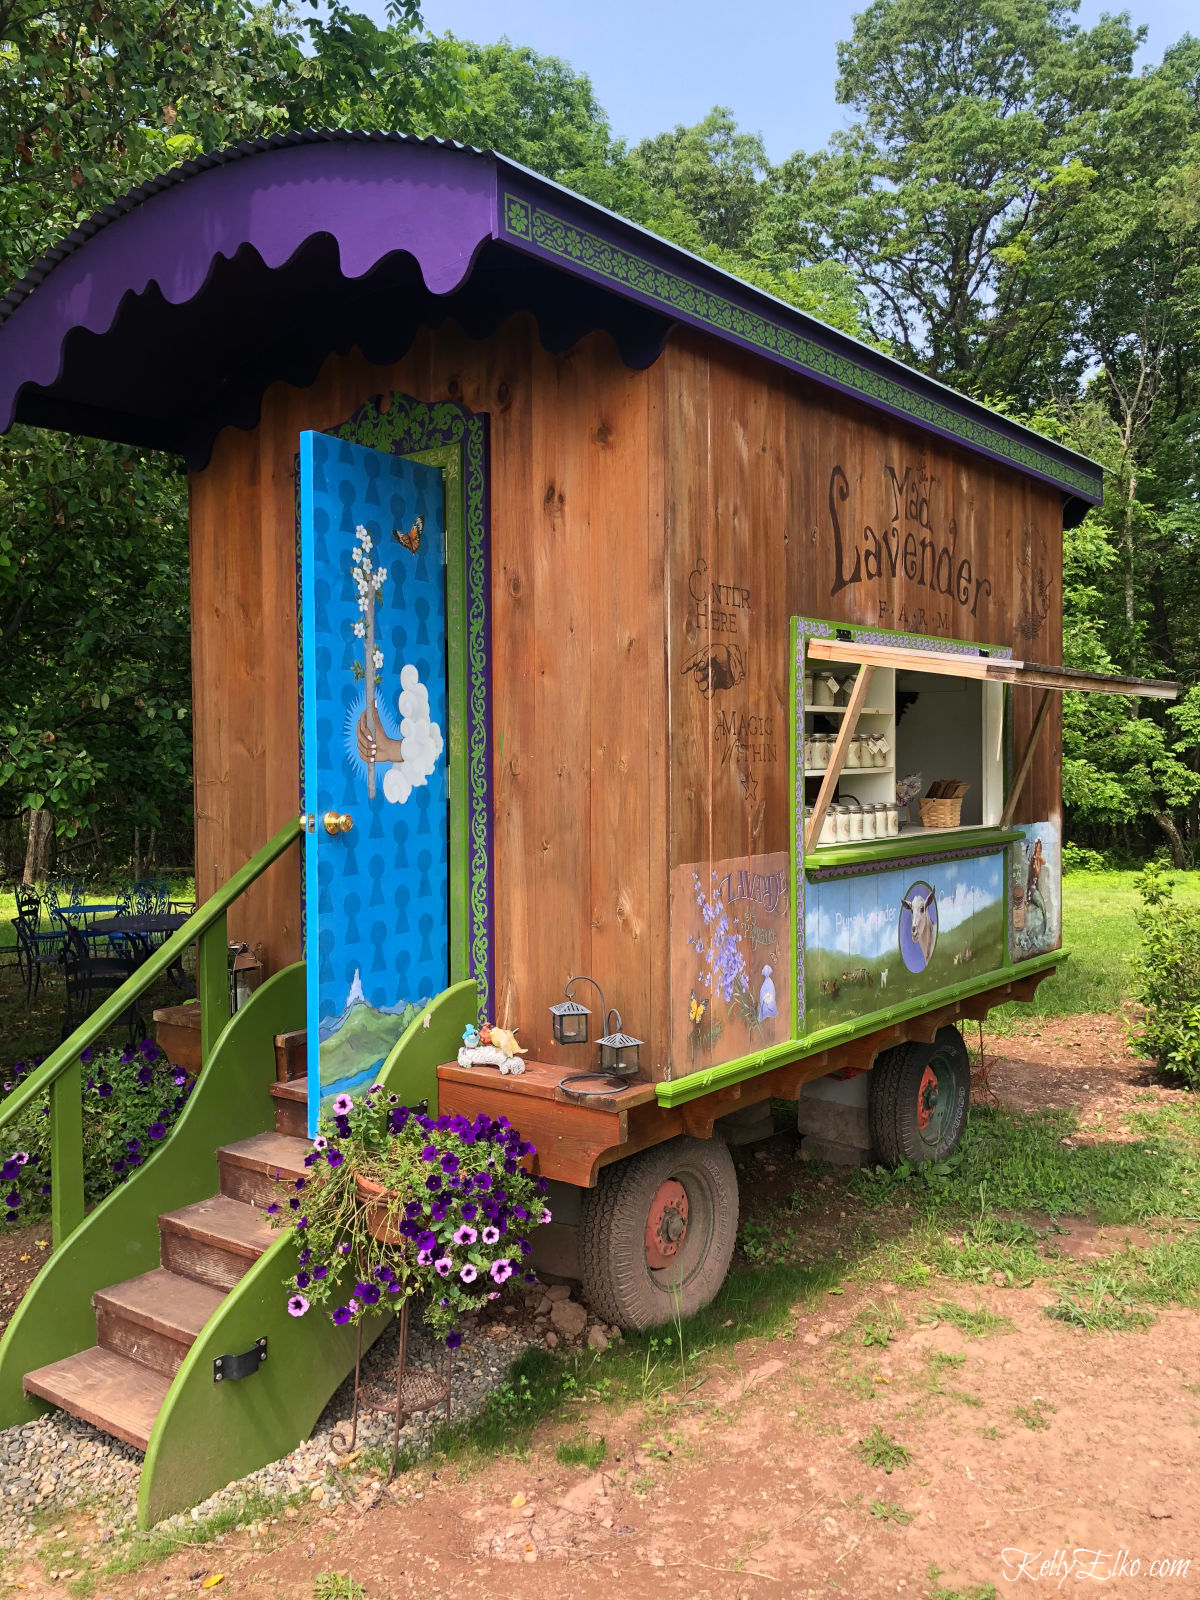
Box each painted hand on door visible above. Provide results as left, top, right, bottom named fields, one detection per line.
left=355, top=663, right=444, bottom=806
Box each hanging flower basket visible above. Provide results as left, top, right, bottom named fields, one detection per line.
left=268, top=1083, right=552, bottom=1345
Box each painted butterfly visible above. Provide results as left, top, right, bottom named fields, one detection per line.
left=393, top=515, right=424, bottom=555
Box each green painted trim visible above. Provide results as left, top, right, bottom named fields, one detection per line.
left=788, top=615, right=800, bottom=1042
left=138, top=1235, right=388, bottom=1529
left=502, top=194, right=1101, bottom=502
left=377, top=978, right=479, bottom=1116
left=48, top=1061, right=83, bottom=1246
left=801, top=616, right=1010, bottom=657
left=196, top=912, right=229, bottom=1070
left=406, top=442, right=469, bottom=987
left=0, top=964, right=305, bottom=1431
left=0, top=817, right=301, bottom=1137
left=655, top=952, right=1064, bottom=1108
left=805, top=827, right=1024, bottom=871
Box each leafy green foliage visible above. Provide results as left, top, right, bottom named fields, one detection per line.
left=1129, top=860, right=1200, bottom=1085
left=855, top=1424, right=911, bottom=1472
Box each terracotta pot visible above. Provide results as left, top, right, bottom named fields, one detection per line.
left=355, top=1174, right=402, bottom=1245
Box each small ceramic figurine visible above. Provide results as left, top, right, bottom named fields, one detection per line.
left=478, top=1023, right=493, bottom=1045
left=461, top=1023, right=479, bottom=1049
left=489, top=1025, right=528, bottom=1059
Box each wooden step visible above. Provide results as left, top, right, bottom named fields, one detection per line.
left=24, top=1347, right=170, bottom=1452
left=218, top=1131, right=311, bottom=1207
left=93, top=1268, right=225, bottom=1380
left=159, top=1195, right=277, bottom=1291
left=270, top=1079, right=307, bottom=1138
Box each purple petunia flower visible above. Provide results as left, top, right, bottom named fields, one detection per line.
left=517, top=1237, right=531, bottom=1255
left=481, top=1225, right=500, bottom=1246
left=326, top=1149, right=344, bottom=1169
left=294, top=1177, right=306, bottom=1191
left=296, top=1215, right=309, bottom=1229
left=295, top=1271, right=311, bottom=1289
left=266, top=1202, right=280, bottom=1215
left=313, top=1264, right=328, bottom=1281
left=97, top=1083, right=112, bottom=1099
left=0, top=1160, right=17, bottom=1183
left=425, top=1175, right=441, bottom=1192
left=441, top=1152, right=460, bottom=1176
left=126, top=1139, right=141, bottom=1155
left=289, top=1197, right=300, bottom=1211
left=288, top=1294, right=310, bottom=1317
left=332, top=1305, right=352, bottom=1326
left=81, top=1048, right=93, bottom=1064
left=460, top=1202, right=477, bottom=1221
left=513, top=1205, right=529, bottom=1221
left=490, top=1259, right=514, bottom=1284
left=445, top=1330, right=462, bottom=1349
left=420, top=1144, right=438, bottom=1163
left=111, top=1159, right=126, bottom=1175
left=434, top=1257, right=452, bottom=1277
left=475, top=1172, right=492, bottom=1191
left=5, top=1191, right=20, bottom=1208
left=136, top=1065, right=154, bottom=1086
left=338, top=1241, right=352, bottom=1255
left=404, top=1200, right=422, bottom=1220
left=453, top=1224, right=477, bottom=1247
left=298, top=1248, right=312, bottom=1266
left=141, top=1040, right=160, bottom=1062
left=148, top=1121, right=166, bottom=1140
left=172, top=1069, right=188, bottom=1087
left=358, top=1283, right=381, bottom=1306
left=333, top=1093, right=354, bottom=1116
left=460, top=1263, right=478, bottom=1283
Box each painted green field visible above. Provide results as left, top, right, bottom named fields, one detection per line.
left=806, top=898, right=1008, bottom=1034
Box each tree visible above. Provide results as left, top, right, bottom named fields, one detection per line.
left=796, top=0, right=1140, bottom=392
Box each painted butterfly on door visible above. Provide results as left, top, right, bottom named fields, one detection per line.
left=393, top=515, right=424, bottom=555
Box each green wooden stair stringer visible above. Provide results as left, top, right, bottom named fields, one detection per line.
left=137, top=976, right=478, bottom=1528
left=0, top=963, right=303, bottom=1431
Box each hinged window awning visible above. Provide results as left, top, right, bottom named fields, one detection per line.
left=805, top=636, right=1178, bottom=701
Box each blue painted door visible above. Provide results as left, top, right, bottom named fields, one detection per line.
left=299, top=431, right=449, bottom=1131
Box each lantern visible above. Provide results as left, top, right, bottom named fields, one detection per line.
left=550, top=996, right=590, bottom=1045
left=597, top=1028, right=642, bottom=1081
left=228, top=942, right=264, bottom=1014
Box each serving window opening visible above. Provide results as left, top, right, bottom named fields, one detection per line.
left=799, top=621, right=1177, bottom=859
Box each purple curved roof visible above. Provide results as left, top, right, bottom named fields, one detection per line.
left=0, top=129, right=1101, bottom=510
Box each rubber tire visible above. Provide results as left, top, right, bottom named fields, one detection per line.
left=579, top=1137, right=739, bottom=1330
left=868, top=1024, right=970, bottom=1168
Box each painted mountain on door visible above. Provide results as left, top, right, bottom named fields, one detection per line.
left=318, top=968, right=422, bottom=1096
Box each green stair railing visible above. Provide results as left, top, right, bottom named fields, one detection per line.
left=0, top=816, right=303, bottom=1245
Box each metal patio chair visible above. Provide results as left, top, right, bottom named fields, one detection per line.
left=59, top=924, right=141, bottom=1042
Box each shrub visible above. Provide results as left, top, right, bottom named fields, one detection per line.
left=1129, top=861, right=1200, bottom=1088
left=1061, top=842, right=1111, bottom=874
left=1, top=1038, right=193, bottom=1224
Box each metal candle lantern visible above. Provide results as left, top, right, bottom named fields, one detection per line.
left=550, top=975, right=642, bottom=1094
left=228, top=942, right=264, bottom=1014
left=549, top=996, right=590, bottom=1045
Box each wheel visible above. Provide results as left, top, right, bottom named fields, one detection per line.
left=868, top=1024, right=970, bottom=1167
left=579, top=1137, right=739, bottom=1330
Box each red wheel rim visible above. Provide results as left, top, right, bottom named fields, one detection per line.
left=645, top=1178, right=689, bottom=1268
left=916, top=1063, right=939, bottom=1131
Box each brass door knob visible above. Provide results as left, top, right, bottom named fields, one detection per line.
left=323, top=812, right=354, bottom=836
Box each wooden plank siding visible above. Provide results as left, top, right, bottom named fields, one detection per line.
left=189, top=313, right=1064, bottom=1086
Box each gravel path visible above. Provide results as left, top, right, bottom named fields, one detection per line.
left=0, top=1308, right=534, bottom=1554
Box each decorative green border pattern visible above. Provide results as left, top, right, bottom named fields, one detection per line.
left=502, top=193, right=1101, bottom=503
left=328, top=394, right=493, bottom=1021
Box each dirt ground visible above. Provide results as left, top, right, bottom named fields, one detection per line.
left=5, top=1015, right=1200, bottom=1600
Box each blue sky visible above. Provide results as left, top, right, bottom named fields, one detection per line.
left=357, top=1, right=1196, bottom=162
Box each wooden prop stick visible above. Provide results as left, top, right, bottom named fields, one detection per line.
left=364, top=590, right=376, bottom=800
left=805, top=664, right=875, bottom=855
left=1000, top=687, right=1053, bottom=828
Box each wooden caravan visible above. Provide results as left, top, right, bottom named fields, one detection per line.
left=0, top=130, right=1177, bottom=1367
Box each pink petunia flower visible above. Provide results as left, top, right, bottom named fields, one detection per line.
left=333, top=1093, right=354, bottom=1116
left=540, top=1208, right=553, bottom=1225
left=434, top=1257, right=452, bottom=1277
left=287, top=1294, right=310, bottom=1317
left=489, top=1258, right=513, bottom=1284
left=481, top=1225, right=500, bottom=1245
left=460, top=1263, right=478, bottom=1283
left=312, top=1135, right=328, bottom=1151
left=453, top=1224, right=478, bottom=1247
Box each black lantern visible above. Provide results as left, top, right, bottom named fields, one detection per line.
left=228, top=942, right=264, bottom=1014
left=550, top=996, right=590, bottom=1045
left=597, top=1028, right=642, bottom=1080
left=551, top=974, right=641, bottom=1095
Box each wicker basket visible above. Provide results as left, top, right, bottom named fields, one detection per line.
left=918, top=796, right=964, bottom=829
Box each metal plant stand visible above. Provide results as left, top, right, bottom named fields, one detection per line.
left=331, top=1300, right=452, bottom=1479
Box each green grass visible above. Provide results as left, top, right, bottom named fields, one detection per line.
left=554, top=1432, right=607, bottom=1468
left=991, top=868, right=1200, bottom=1023
left=99, top=1487, right=297, bottom=1577
left=918, top=1300, right=1013, bottom=1338
left=855, top=1424, right=911, bottom=1473
left=312, top=1576, right=367, bottom=1600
